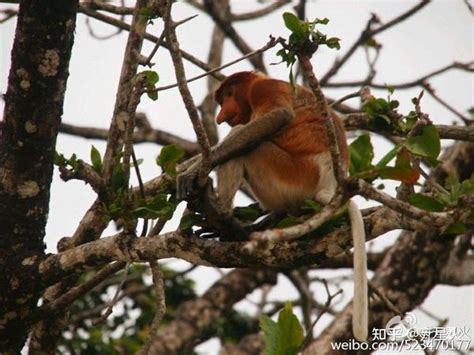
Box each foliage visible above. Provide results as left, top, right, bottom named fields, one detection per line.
left=156, top=144, right=185, bottom=177
left=260, top=302, right=305, bottom=355
left=58, top=264, right=197, bottom=354
left=277, top=12, right=340, bottom=85
left=139, top=70, right=160, bottom=101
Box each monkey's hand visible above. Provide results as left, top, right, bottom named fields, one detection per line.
left=176, top=160, right=201, bottom=201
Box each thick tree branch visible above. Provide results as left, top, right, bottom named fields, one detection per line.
left=38, top=205, right=437, bottom=287
left=30, top=1, right=154, bottom=351
left=148, top=269, right=277, bottom=354
left=0, top=1, right=79, bottom=352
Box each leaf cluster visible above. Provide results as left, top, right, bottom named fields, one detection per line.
left=277, top=12, right=340, bottom=85
left=260, top=302, right=305, bottom=355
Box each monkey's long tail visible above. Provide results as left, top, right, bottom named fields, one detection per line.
left=348, top=200, right=368, bottom=342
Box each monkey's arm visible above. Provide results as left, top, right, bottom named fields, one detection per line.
left=177, top=108, right=293, bottom=199
left=212, top=108, right=293, bottom=166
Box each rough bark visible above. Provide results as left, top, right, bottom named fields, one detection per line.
left=0, top=0, right=78, bottom=352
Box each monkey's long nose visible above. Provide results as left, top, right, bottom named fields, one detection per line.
left=215, top=111, right=228, bottom=124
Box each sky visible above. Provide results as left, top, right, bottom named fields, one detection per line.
left=1, top=1, right=473, bottom=353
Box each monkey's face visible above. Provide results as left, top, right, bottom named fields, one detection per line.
left=215, top=84, right=253, bottom=126
left=216, top=87, right=244, bottom=126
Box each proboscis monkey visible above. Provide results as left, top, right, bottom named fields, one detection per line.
left=212, top=71, right=368, bottom=341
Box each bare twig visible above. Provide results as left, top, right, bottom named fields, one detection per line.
left=122, top=81, right=145, bottom=194
left=79, top=5, right=223, bottom=80
left=330, top=90, right=363, bottom=108
left=355, top=179, right=452, bottom=227
left=143, top=30, right=166, bottom=67
left=302, top=280, right=343, bottom=349
left=231, top=0, right=290, bottom=21
left=141, top=262, right=166, bottom=355
left=143, top=14, right=198, bottom=67
left=34, top=262, right=126, bottom=320
left=343, top=114, right=474, bottom=142
left=81, top=1, right=134, bottom=15
left=324, top=61, right=474, bottom=89
left=299, top=55, right=346, bottom=186
left=462, top=0, right=473, bottom=14
left=321, top=1, right=431, bottom=84
left=286, top=270, right=316, bottom=333
left=92, top=263, right=131, bottom=325
left=159, top=0, right=212, bottom=187
left=422, top=82, right=471, bottom=124
left=153, top=36, right=279, bottom=93
left=0, top=8, right=17, bottom=23
left=203, top=0, right=266, bottom=72
left=58, top=160, right=104, bottom=194
left=85, top=13, right=122, bottom=40
left=198, top=1, right=227, bottom=146
left=369, top=284, right=434, bottom=355
left=59, top=120, right=201, bottom=156
left=251, top=195, right=345, bottom=241
left=100, top=0, right=151, bottom=183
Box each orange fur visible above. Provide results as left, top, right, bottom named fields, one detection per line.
left=215, top=71, right=348, bottom=212
left=215, top=72, right=368, bottom=341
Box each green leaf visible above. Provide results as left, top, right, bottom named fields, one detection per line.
left=133, top=194, right=177, bottom=220
left=389, top=100, right=399, bottom=110
left=302, top=199, right=321, bottom=213
left=442, top=222, right=467, bottom=235
left=408, top=193, right=444, bottom=212
left=54, top=151, right=67, bottom=167
left=90, top=145, right=103, bottom=174
left=461, top=174, right=474, bottom=194
left=275, top=302, right=305, bottom=355
left=69, top=153, right=78, bottom=171
left=446, top=174, right=462, bottom=203
left=179, top=213, right=201, bottom=231
left=156, top=145, right=185, bottom=176
left=405, top=125, right=440, bottom=163
left=375, top=144, right=401, bottom=168
left=111, top=163, right=126, bottom=191
left=387, top=85, right=395, bottom=95
left=403, top=111, right=418, bottom=132
left=365, top=37, right=380, bottom=48
left=147, top=89, right=158, bottom=101
left=349, top=134, right=374, bottom=175
left=315, top=17, right=330, bottom=25
left=276, top=216, right=301, bottom=228
left=377, top=148, right=420, bottom=183
left=326, top=37, right=341, bottom=50
left=234, top=205, right=262, bottom=222
left=282, top=12, right=305, bottom=37
left=260, top=315, right=278, bottom=355
left=141, top=70, right=159, bottom=85
left=362, top=96, right=395, bottom=130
